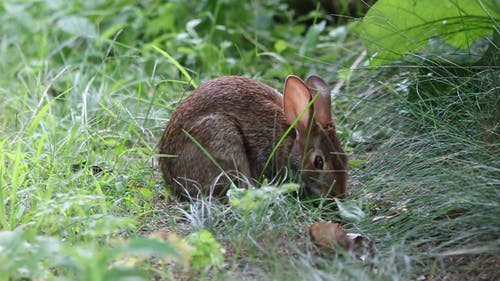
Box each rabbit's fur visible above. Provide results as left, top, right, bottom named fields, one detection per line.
left=159, top=75, right=347, bottom=199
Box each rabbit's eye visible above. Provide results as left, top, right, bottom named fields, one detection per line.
left=313, top=155, right=324, bottom=169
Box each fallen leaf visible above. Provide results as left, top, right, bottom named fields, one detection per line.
left=309, top=222, right=352, bottom=250
left=435, top=208, right=468, bottom=220
left=309, top=222, right=375, bottom=261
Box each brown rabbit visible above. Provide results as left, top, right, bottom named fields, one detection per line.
left=158, top=75, right=347, bottom=199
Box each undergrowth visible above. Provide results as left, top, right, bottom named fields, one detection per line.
left=0, top=0, right=498, bottom=280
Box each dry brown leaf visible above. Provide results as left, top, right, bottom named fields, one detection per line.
left=309, top=222, right=376, bottom=261
left=309, top=222, right=352, bottom=250
left=435, top=208, right=468, bottom=220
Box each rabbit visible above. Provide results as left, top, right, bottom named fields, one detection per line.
left=158, top=75, right=348, bottom=199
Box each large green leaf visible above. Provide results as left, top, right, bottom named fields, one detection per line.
left=359, top=0, right=500, bottom=65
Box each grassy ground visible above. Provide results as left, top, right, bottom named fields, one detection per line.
left=1, top=1, right=498, bottom=280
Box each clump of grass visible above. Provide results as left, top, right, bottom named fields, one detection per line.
left=344, top=57, right=499, bottom=279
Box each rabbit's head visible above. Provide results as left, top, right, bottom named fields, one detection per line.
left=283, top=75, right=348, bottom=198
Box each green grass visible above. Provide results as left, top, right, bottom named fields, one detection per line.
left=0, top=1, right=498, bottom=280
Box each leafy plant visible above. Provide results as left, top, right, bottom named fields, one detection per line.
left=359, top=0, right=500, bottom=65
left=184, top=230, right=224, bottom=271
left=0, top=227, right=182, bottom=280
left=228, top=183, right=299, bottom=213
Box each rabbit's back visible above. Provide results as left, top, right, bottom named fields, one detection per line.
left=178, top=76, right=283, bottom=114
left=159, top=76, right=293, bottom=198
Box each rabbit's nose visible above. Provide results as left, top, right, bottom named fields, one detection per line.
left=302, top=179, right=325, bottom=197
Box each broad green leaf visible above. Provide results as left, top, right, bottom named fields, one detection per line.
left=359, top=0, right=500, bottom=65
left=3, top=3, right=35, bottom=31
left=56, top=16, right=97, bottom=38
left=335, top=198, right=366, bottom=223
left=121, top=237, right=180, bottom=257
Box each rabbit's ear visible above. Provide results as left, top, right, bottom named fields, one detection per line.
left=284, top=75, right=312, bottom=134
left=306, top=75, right=332, bottom=127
